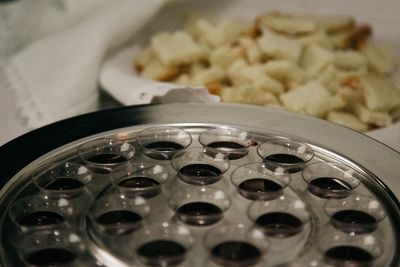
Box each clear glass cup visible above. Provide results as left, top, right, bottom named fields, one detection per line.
left=17, top=229, right=85, bottom=267
left=324, top=194, right=386, bottom=234
left=204, top=223, right=269, bottom=267
left=171, top=147, right=230, bottom=185
left=198, top=127, right=257, bottom=160
left=133, top=222, right=195, bottom=267
left=302, top=162, right=362, bottom=199
left=33, top=162, right=92, bottom=199
left=110, top=162, right=169, bottom=199
left=231, top=162, right=291, bottom=201
left=78, top=138, right=135, bottom=173
left=137, top=126, right=192, bottom=160
left=317, top=228, right=383, bottom=267
left=9, top=195, right=73, bottom=233
left=257, top=139, right=314, bottom=173
left=168, top=186, right=231, bottom=226
left=248, top=196, right=310, bottom=239
left=88, top=192, right=150, bottom=235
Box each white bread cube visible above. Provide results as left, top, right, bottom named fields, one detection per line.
left=257, top=12, right=317, bottom=35
left=301, top=43, right=335, bottom=77
left=140, top=57, right=180, bottom=82
left=221, top=85, right=279, bottom=106
left=192, top=66, right=225, bottom=86
left=227, top=60, right=284, bottom=95
left=360, top=42, right=398, bottom=74
left=315, top=64, right=341, bottom=93
left=193, top=19, right=248, bottom=48
left=280, top=81, right=345, bottom=117
left=296, top=14, right=354, bottom=33
left=257, top=30, right=303, bottom=63
left=353, top=103, right=392, bottom=127
left=151, top=31, right=206, bottom=66
left=297, top=30, right=334, bottom=50
left=336, top=86, right=364, bottom=111
left=327, top=111, right=368, bottom=132
left=209, top=45, right=244, bottom=68
left=262, top=59, right=308, bottom=85
left=335, top=50, right=367, bottom=70
left=239, top=37, right=263, bottom=64
left=361, top=75, right=400, bottom=111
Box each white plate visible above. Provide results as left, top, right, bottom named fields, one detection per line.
left=99, top=0, right=400, bottom=151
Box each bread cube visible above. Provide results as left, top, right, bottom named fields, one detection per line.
left=301, top=44, right=335, bottom=77
left=262, top=59, right=308, bottom=85
left=353, top=103, right=392, bottom=127
left=280, top=81, right=345, bottom=117
left=151, top=31, right=206, bottom=66
left=209, top=45, right=244, bottom=68
left=327, top=111, right=368, bottom=132
left=257, top=30, right=303, bottom=63
left=335, top=50, right=367, bottom=70
left=360, top=42, right=398, bottom=74
left=239, top=37, right=263, bottom=64
left=192, top=66, right=225, bottom=86
left=257, top=12, right=317, bottom=35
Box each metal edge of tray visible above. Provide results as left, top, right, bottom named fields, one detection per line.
left=0, top=103, right=399, bottom=266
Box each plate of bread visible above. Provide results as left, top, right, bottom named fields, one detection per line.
left=99, top=0, right=400, bottom=150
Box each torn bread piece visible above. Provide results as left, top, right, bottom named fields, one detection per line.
left=360, top=42, right=398, bottom=74
left=221, top=85, right=279, bottom=106
left=239, top=36, right=263, bottom=64
left=301, top=44, right=335, bottom=77
left=336, top=86, right=364, bottom=111
left=335, top=50, right=367, bottom=70
left=192, top=66, right=225, bottom=86
left=209, top=44, right=244, bottom=68
left=361, top=74, right=400, bottom=112
left=262, top=59, right=308, bottom=85
left=353, top=103, right=392, bottom=127
left=327, top=111, right=369, bottom=132
left=297, top=30, right=334, bottom=50
left=227, top=60, right=284, bottom=95
left=296, top=14, right=354, bottom=33
left=257, top=29, right=303, bottom=63
left=257, top=12, right=317, bottom=35
left=192, top=19, right=249, bottom=48
left=139, top=57, right=180, bottom=82
left=151, top=31, right=206, bottom=66
left=330, top=24, right=372, bottom=49
left=280, top=81, right=345, bottom=117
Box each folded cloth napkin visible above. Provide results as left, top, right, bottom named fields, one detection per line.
left=2, top=0, right=167, bottom=129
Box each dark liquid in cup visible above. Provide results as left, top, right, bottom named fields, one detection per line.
left=238, top=178, right=283, bottom=200
left=24, top=248, right=77, bottom=266
left=331, top=210, right=378, bottom=234
left=308, top=177, right=352, bottom=199
left=44, top=178, right=85, bottom=191
left=19, top=211, right=65, bottom=227
left=264, top=154, right=305, bottom=173
left=118, top=177, right=161, bottom=198
left=145, top=141, right=184, bottom=160
left=211, top=241, right=262, bottom=267
left=137, top=240, right=186, bottom=266
left=176, top=202, right=223, bottom=226
left=179, top=164, right=222, bottom=185
left=207, top=141, right=247, bottom=160
left=324, top=246, right=373, bottom=267
left=87, top=153, right=128, bottom=164
left=255, top=212, right=303, bottom=238
left=96, top=210, right=143, bottom=235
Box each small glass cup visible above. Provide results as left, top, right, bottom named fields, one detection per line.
left=17, top=229, right=85, bottom=267
left=257, top=139, right=314, bottom=173
left=231, top=162, right=291, bottom=201
left=248, top=196, right=310, bottom=239
left=9, top=195, right=73, bottom=233
left=204, top=223, right=269, bottom=267
left=171, top=147, right=230, bottom=185
left=317, top=228, right=383, bottom=267
left=169, top=187, right=231, bottom=227
left=137, top=126, right=192, bottom=160
left=324, top=194, right=386, bottom=234
left=199, top=127, right=257, bottom=160
left=78, top=138, right=135, bottom=173
left=88, top=192, right=150, bottom=235
left=110, top=162, right=169, bottom=199
left=33, top=162, right=92, bottom=199
left=133, top=222, right=195, bottom=267
left=302, top=162, right=362, bottom=199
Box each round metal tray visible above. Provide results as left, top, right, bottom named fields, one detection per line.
left=0, top=103, right=399, bottom=267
